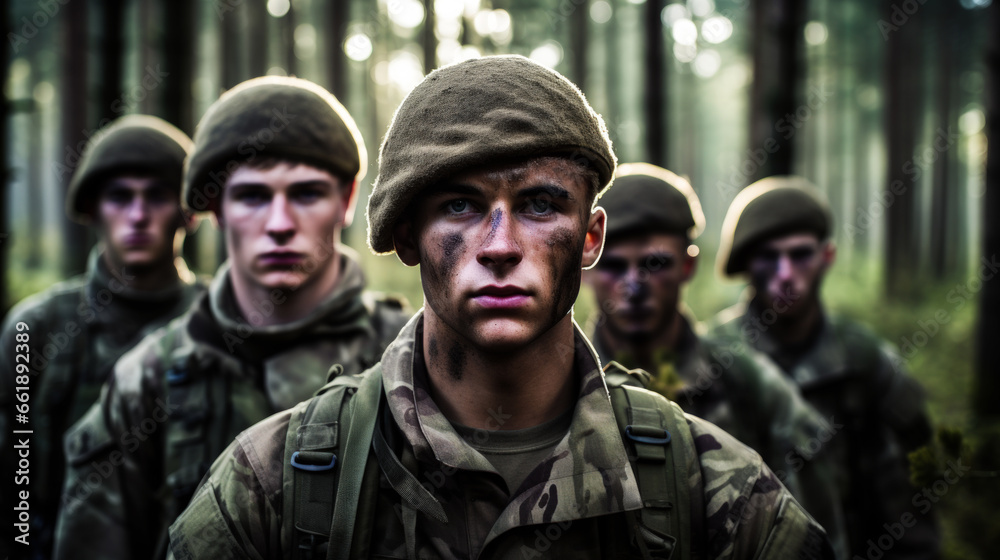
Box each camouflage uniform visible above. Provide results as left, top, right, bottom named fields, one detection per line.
left=589, top=313, right=848, bottom=556
left=167, top=312, right=832, bottom=559
left=709, top=301, right=937, bottom=559
left=0, top=247, right=204, bottom=559
left=54, top=250, right=410, bottom=560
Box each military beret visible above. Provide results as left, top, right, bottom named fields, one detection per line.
left=183, top=76, right=366, bottom=214
left=366, top=55, right=616, bottom=255
left=66, top=114, right=192, bottom=224
left=717, top=176, right=832, bottom=276
left=599, top=162, right=705, bottom=243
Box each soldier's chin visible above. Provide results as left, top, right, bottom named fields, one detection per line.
left=257, top=270, right=305, bottom=291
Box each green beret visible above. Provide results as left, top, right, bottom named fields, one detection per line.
left=183, top=76, right=366, bottom=214
left=366, top=55, right=616, bottom=255
left=66, top=115, right=192, bottom=224
left=599, top=162, right=705, bottom=243
left=717, top=176, right=832, bottom=276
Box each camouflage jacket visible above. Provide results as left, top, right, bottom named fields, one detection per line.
left=167, top=312, right=832, bottom=560
left=54, top=250, right=411, bottom=560
left=589, top=314, right=848, bottom=557
left=0, top=247, right=204, bottom=560
left=709, top=301, right=939, bottom=560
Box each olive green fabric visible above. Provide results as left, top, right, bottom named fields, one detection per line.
left=601, top=162, right=705, bottom=242
left=589, top=314, right=849, bottom=558
left=53, top=249, right=410, bottom=560
left=708, top=302, right=939, bottom=559
left=67, top=115, right=193, bottom=224
left=717, top=176, right=832, bottom=276
left=167, top=313, right=833, bottom=559
left=366, top=55, right=616, bottom=255
left=183, top=76, right=367, bottom=214
left=0, top=247, right=204, bottom=560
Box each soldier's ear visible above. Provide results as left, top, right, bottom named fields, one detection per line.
left=681, top=245, right=698, bottom=283
left=822, top=240, right=836, bottom=269
left=581, top=207, right=606, bottom=270
left=339, top=178, right=359, bottom=228
left=393, top=218, right=420, bottom=267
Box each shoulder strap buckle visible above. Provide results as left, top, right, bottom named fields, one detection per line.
left=626, top=425, right=672, bottom=446
left=291, top=451, right=337, bottom=472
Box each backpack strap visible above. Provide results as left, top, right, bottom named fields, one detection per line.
left=284, top=367, right=383, bottom=560
left=606, top=362, right=693, bottom=560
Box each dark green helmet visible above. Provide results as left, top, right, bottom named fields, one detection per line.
left=599, top=162, right=705, bottom=243
left=717, top=175, right=832, bottom=277
left=66, top=115, right=192, bottom=224
left=183, top=76, right=366, bottom=215
left=366, top=55, right=616, bottom=255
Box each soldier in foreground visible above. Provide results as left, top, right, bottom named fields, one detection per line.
left=54, top=77, right=410, bottom=559
left=0, top=115, right=205, bottom=560
left=168, top=56, right=831, bottom=560
left=584, top=163, right=847, bottom=556
left=709, top=177, right=939, bottom=559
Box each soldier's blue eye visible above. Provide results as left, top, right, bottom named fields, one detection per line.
left=448, top=199, right=468, bottom=213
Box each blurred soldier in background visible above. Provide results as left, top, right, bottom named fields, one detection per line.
left=54, top=77, right=410, bottom=559
left=167, top=56, right=832, bottom=560
left=0, top=115, right=206, bottom=560
left=709, top=176, right=939, bottom=559
left=584, top=163, right=848, bottom=557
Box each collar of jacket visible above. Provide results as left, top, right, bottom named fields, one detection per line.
left=87, top=244, right=192, bottom=305
left=201, top=246, right=372, bottom=361
left=587, top=310, right=701, bottom=376
left=380, top=311, right=643, bottom=541
left=743, top=298, right=850, bottom=385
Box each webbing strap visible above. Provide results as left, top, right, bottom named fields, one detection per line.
left=293, top=451, right=338, bottom=542
left=326, top=368, right=383, bottom=560
left=371, top=420, right=448, bottom=523
left=609, top=382, right=695, bottom=560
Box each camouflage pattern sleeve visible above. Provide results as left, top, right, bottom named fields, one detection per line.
left=168, top=409, right=293, bottom=560
left=55, top=333, right=172, bottom=559
left=687, top=414, right=834, bottom=560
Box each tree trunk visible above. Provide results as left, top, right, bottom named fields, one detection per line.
left=929, top=1, right=953, bottom=280
left=974, top=0, right=1000, bottom=422
left=644, top=0, right=666, bottom=167
left=748, top=0, right=804, bottom=181
left=162, top=0, right=194, bottom=133
left=61, top=0, right=91, bottom=277
left=0, top=0, right=8, bottom=310
left=328, top=0, right=349, bottom=101
left=423, top=0, right=436, bottom=74
left=883, top=0, right=922, bottom=299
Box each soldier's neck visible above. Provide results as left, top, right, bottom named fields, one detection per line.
left=230, top=252, right=342, bottom=327
left=421, top=311, right=579, bottom=431
left=101, top=251, right=180, bottom=292
left=767, top=300, right=824, bottom=348
left=597, top=311, right=683, bottom=372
